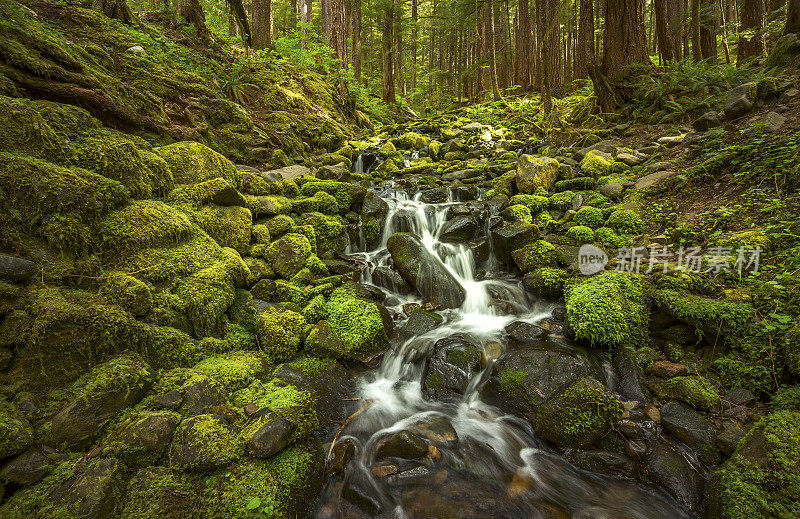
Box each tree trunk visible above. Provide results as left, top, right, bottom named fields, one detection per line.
left=252, top=0, right=273, bottom=50
left=700, top=0, right=717, bottom=61
left=353, top=0, right=362, bottom=81
left=383, top=3, right=396, bottom=103
left=537, top=0, right=561, bottom=100
left=592, top=0, right=650, bottom=110
left=411, top=0, right=418, bottom=92
left=691, top=0, right=702, bottom=60
left=94, top=0, right=133, bottom=24
left=787, top=0, right=800, bottom=34
left=487, top=0, right=502, bottom=100
left=179, top=0, right=210, bottom=38
left=394, top=0, right=406, bottom=96
left=737, top=0, right=764, bottom=63
left=518, top=0, right=532, bottom=88
left=227, top=0, right=252, bottom=47
left=575, top=0, right=594, bottom=78
left=330, top=0, right=347, bottom=63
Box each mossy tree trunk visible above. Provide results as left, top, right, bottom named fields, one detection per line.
left=488, top=0, right=502, bottom=101
left=93, top=0, right=133, bottom=24
left=700, top=0, right=717, bottom=62
left=179, top=0, right=211, bottom=38
left=252, top=0, right=274, bottom=50
left=352, top=0, right=362, bottom=82
left=227, top=0, right=252, bottom=47
left=574, top=0, right=594, bottom=79
left=382, top=1, right=396, bottom=103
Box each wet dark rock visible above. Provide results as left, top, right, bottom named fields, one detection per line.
left=0, top=254, right=36, bottom=282
left=401, top=309, right=444, bottom=339
left=504, top=321, right=548, bottom=345
left=660, top=401, right=719, bottom=465
left=11, top=392, right=42, bottom=422
left=440, top=215, right=479, bottom=242
left=480, top=346, right=597, bottom=422
left=418, top=188, right=449, bottom=204
left=372, top=266, right=412, bottom=295
left=250, top=279, right=277, bottom=300
left=341, top=468, right=384, bottom=515
left=247, top=411, right=297, bottom=458
left=181, top=378, right=227, bottom=415
left=723, top=387, right=756, bottom=407
left=468, top=238, right=491, bottom=263
left=423, top=334, right=483, bottom=400
left=450, top=184, right=478, bottom=201
left=387, top=232, right=466, bottom=309
left=362, top=191, right=390, bottom=248
left=352, top=283, right=388, bottom=303
left=168, top=415, right=239, bottom=470
left=564, top=450, right=636, bottom=479
left=490, top=223, right=540, bottom=264
left=374, top=430, right=428, bottom=460
left=644, top=440, right=706, bottom=514
left=611, top=346, right=649, bottom=403
left=102, top=411, right=180, bottom=465
left=407, top=416, right=458, bottom=447
left=446, top=203, right=472, bottom=219
left=0, top=448, right=52, bottom=485
left=715, top=422, right=746, bottom=456
left=385, top=465, right=448, bottom=487
left=329, top=438, right=357, bottom=474
left=442, top=169, right=482, bottom=182
left=486, top=193, right=509, bottom=213
left=48, top=458, right=126, bottom=518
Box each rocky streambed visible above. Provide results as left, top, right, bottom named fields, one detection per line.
left=1, top=89, right=794, bottom=518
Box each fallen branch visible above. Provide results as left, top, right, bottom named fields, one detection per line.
left=326, top=400, right=373, bottom=462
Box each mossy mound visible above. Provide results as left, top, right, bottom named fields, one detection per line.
left=651, top=289, right=755, bottom=341
left=708, top=411, right=800, bottom=519
left=511, top=240, right=559, bottom=273
left=565, top=271, right=649, bottom=347
left=523, top=267, right=570, bottom=296
left=99, top=200, right=193, bottom=253
left=256, top=307, right=307, bottom=363
left=156, top=141, right=240, bottom=187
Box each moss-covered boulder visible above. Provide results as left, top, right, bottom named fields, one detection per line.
left=534, top=377, right=624, bottom=448
left=192, top=351, right=272, bottom=392
left=99, top=200, right=193, bottom=253
left=305, top=285, right=392, bottom=361
left=509, top=193, right=549, bottom=213
left=605, top=209, right=644, bottom=235
left=580, top=150, right=620, bottom=178
left=573, top=206, right=605, bottom=229
left=177, top=262, right=238, bottom=338
left=98, top=274, right=152, bottom=317
left=651, top=289, right=755, bottom=342
left=296, top=212, right=346, bottom=259
left=664, top=375, right=720, bottom=411
left=0, top=400, right=34, bottom=459
left=522, top=267, right=570, bottom=296
left=257, top=307, right=307, bottom=362
left=156, top=141, right=239, bottom=187
left=100, top=410, right=181, bottom=466
left=516, top=155, right=559, bottom=193
left=195, top=204, right=252, bottom=254
left=565, top=271, right=648, bottom=347
left=299, top=181, right=366, bottom=212
left=708, top=411, right=800, bottom=519
left=511, top=240, right=559, bottom=273
left=49, top=354, right=155, bottom=449
left=264, top=233, right=312, bottom=279
left=168, top=414, right=241, bottom=470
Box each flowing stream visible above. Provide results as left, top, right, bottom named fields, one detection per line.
left=316, top=182, right=697, bottom=518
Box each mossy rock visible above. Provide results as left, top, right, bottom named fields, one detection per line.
left=0, top=399, right=34, bottom=459
left=511, top=240, right=559, bottom=273
left=99, top=200, right=193, bottom=253
left=168, top=414, right=242, bottom=470
left=708, top=411, right=800, bottom=519
left=580, top=150, right=625, bottom=178
left=573, top=206, right=604, bottom=229
left=651, top=289, right=755, bottom=342
left=509, top=194, right=549, bottom=213
left=305, top=285, right=391, bottom=361
left=534, top=377, right=624, bottom=448
left=605, top=209, right=644, bottom=235
left=566, top=225, right=595, bottom=245
left=665, top=375, right=720, bottom=411
left=195, top=204, right=253, bottom=254
left=296, top=212, right=345, bottom=259
left=177, top=262, right=238, bottom=338
left=192, top=351, right=272, bottom=393
left=256, top=307, right=307, bottom=363
left=299, top=181, right=366, bottom=211
left=786, top=320, right=800, bottom=378
left=264, top=233, right=312, bottom=279
left=516, top=155, right=559, bottom=193
left=100, top=410, right=181, bottom=466
left=118, top=467, right=198, bottom=519
left=565, top=271, right=649, bottom=347
left=523, top=267, right=570, bottom=296
left=156, top=141, right=240, bottom=187
left=98, top=274, right=153, bottom=317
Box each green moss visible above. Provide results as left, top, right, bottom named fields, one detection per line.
left=98, top=274, right=152, bottom=317
left=99, top=200, right=193, bottom=253
left=548, top=190, right=576, bottom=210
left=192, top=351, right=272, bottom=393
left=565, top=271, right=649, bottom=347
left=666, top=375, right=720, bottom=410
left=503, top=204, right=532, bottom=224
left=169, top=413, right=242, bottom=470
left=101, top=410, right=181, bottom=465
left=119, top=467, right=196, bottom=519
left=573, top=206, right=604, bottom=229
left=580, top=150, right=625, bottom=178
left=156, top=141, right=240, bottom=187
left=535, top=377, right=624, bottom=448
left=264, top=233, right=312, bottom=278
left=786, top=320, right=800, bottom=378
left=708, top=411, right=800, bottom=519
left=256, top=307, right=307, bottom=362
left=509, top=194, right=549, bottom=213
left=194, top=205, right=252, bottom=254
left=0, top=399, right=32, bottom=459
left=651, top=289, right=755, bottom=340
left=292, top=191, right=339, bottom=215
left=498, top=369, right=527, bottom=391
left=595, top=226, right=630, bottom=248
left=605, top=209, right=644, bottom=234
left=302, top=294, right=327, bottom=324
left=516, top=155, right=560, bottom=193
left=296, top=212, right=344, bottom=259
left=511, top=240, right=558, bottom=273
left=523, top=267, right=569, bottom=296
left=299, top=181, right=366, bottom=212
left=555, top=177, right=596, bottom=192
left=772, top=385, right=800, bottom=411
left=566, top=225, right=595, bottom=245
left=265, top=214, right=295, bottom=237
left=177, top=261, right=237, bottom=338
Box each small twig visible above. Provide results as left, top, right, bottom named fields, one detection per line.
left=326, top=400, right=373, bottom=462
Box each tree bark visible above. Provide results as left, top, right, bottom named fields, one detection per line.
left=227, top=0, right=252, bottom=47
left=330, top=0, right=347, bottom=63
left=700, top=0, right=717, bottom=61
left=94, top=0, right=133, bottom=24
left=383, top=2, right=396, bottom=103
left=394, top=0, right=406, bottom=96
left=352, top=0, right=362, bottom=81
left=411, top=0, right=418, bottom=92
left=575, top=0, right=594, bottom=78
left=592, top=0, right=650, bottom=110
left=536, top=0, right=561, bottom=101
left=179, top=0, right=210, bottom=38
left=518, top=0, right=532, bottom=88
left=252, top=0, right=273, bottom=50
left=737, top=0, right=764, bottom=63
left=488, top=0, right=502, bottom=100
left=787, top=0, right=800, bottom=35
left=691, top=0, right=702, bottom=60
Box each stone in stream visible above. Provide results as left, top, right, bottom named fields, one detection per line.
left=401, top=309, right=444, bottom=339
left=372, top=266, right=412, bottom=295
left=439, top=215, right=479, bottom=242
left=644, top=439, right=706, bottom=515
left=660, top=400, right=719, bottom=465
left=611, top=345, right=649, bottom=403
left=564, top=450, right=636, bottom=479
left=386, top=232, right=467, bottom=309
left=244, top=410, right=297, bottom=458
left=490, top=223, right=540, bottom=265
left=361, top=191, right=389, bottom=248
left=374, top=430, right=429, bottom=460
left=504, top=321, right=548, bottom=345
left=423, top=334, right=483, bottom=400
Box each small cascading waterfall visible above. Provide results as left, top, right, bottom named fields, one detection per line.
left=319, top=184, right=695, bottom=519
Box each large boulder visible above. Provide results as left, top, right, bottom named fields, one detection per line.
left=660, top=400, right=719, bottom=464
left=256, top=307, right=307, bottom=362
left=387, top=233, right=466, bottom=309
left=534, top=377, right=624, bottom=448
left=645, top=439, right=707, bottom=515
left=723, top=82, right=756, bottom=121
left=50, top=354, right=155, bottom=449
left=0, top=401, right=34, bottom=459
left=305, top=285, right=393, bottom=361
left=516, top=155, right=559, bottom=193
left=490, top=223, right=540, bottom=265
left=439, top=215, right=479, bottom=242
left=264, top=233, right=312, bottom=278
left=479, top=346, right=599, bottom=423
left=0, top=255, right=37, bottom=283
left=361, top=191, right=389, bottom=248
left=168, top=414, right=240, bottom=470
left=423, top=334, right=483, bottom=400
left=100, top=410, right=181, bottom=466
